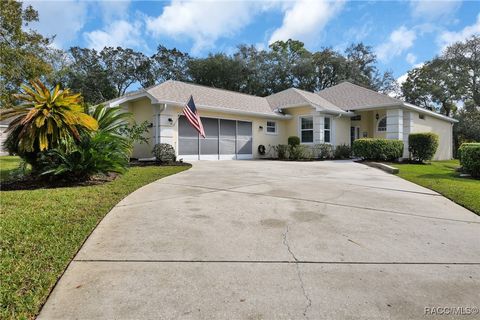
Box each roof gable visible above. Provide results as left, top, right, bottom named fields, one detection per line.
left=266, top=88, right=345, bottom=113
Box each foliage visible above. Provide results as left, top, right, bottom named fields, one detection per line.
left=453, top=107, right=480, bottom=152
left=408, top=133, right=439, bottom=162
left=334, top=144, right=351, bottom=159
left=388, top=160, right=480, bottom=215
left=402, top=36, right=479, bottom=115
left=274, top=144, right=289, bottom=160
left=119, top=120, right=150, bottom=145
left=287, top=136, right=300, bottom=146
left=313, top=143, right=334, bottom=160
left=36, top=104, right=132, bottom=179
left=288, top=144, right=311, bottom=160
left=0, top=0, right=53, bottom=108
left=353, top=138, right=404, bottom=161
left=458, top=143, right=480, bottom=178
left=0, top=80, right=98, bottom=168
left=0, top=157, right=190, bottom=320
left=152, top=143, right=176, bottom=163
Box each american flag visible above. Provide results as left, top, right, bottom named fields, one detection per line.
left=183, top=95, right=205, bottom=138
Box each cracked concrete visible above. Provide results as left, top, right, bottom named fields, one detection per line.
left=283, top=224, right=312, bottom=319
left=38, top=160, right=480, bottom=319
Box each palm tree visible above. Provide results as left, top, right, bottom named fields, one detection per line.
left=0, top=79, right=98, bottom=154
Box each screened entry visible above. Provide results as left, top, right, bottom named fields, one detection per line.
left=178, top=116, right=253, bottom=160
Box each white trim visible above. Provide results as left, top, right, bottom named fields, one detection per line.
left=265, top=120, right=277, bottom=135
left=219, top=154, right=236, bottom=160
left=236, top=154, right=253, bottom=160
left=324, top=116, right=332, bottom=144
left=403, top=103, right=457, bottom=123
left=376, top=115, right=387, bottom=132
left=298, top=115, right=314, bottom=144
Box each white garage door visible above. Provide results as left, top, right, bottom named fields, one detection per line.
left=178, top=116, right=252, bottom=160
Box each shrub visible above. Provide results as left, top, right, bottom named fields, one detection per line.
left=38, top=131, right=130, bottom=180
left=408, top=132, right=439, bottom=162
left=458, top=143, right=480, bottom=162
left=152, top=143, right=176, bottom=163
left=38, top=105, right=132, bottom=180
left=334, top=144, right=351, bottom=159
left=289, top=144, right=312, bottom=160
left=313, top=143, right=334, bottom=160
left=274, top=144, right=289, bottom=160
left=352, top=138, right=404, bottom=161
left=288, top=136, right=300, bottom=146
left=458, top=143, right=480, bottom=178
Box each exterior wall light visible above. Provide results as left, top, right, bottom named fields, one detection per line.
left=375, top=113, right=379, bottom=120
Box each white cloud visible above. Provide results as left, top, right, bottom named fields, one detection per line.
left=437, top=13, right=480, bottom=51
left=95, top=0, right=131, bottom=21
left=84, top=20, right=144, bottom=51
left=146, top=0, right=261, bottom=53
left=25, top=0, right=88, bottom=48
left=376, top=26, right=417, bottom=62
left=410, top=0, right=462, bottom=21
left=397, top=62, right=425, bottom=86
left=268, top=0, right=345, bottom=45
left=406, top=52, right=417, bottom=64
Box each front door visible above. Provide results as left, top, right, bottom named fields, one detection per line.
left=350, top=126, right=360, bottom=144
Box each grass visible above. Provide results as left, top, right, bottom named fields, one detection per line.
left=387, top=160, right=480, bottom=215
left=0, top=156, right=26, bottom=181
left=0, top=156, right=190, bottom=319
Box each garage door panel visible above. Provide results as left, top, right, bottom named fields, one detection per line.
left=200, top=118, right=219, bottom=156
left=220, top=119, right=236, bottom=155
left=236, top=121, right=252, bottom=155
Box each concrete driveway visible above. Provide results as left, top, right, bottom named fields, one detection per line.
left=39, top=160, right=480, bottom=319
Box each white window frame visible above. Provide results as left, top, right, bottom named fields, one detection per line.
left=299, top=115, right=314, bottom=144
left=265, top=120, right=277, bottom=135
left=324, top=116, right=332, bottom=144
left=377, top=116, right=387, bottom=132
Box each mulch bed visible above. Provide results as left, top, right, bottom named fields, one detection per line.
left=0, top=173, right=119, bottom=191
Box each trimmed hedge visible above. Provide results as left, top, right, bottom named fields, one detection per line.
left=352, top=138, right=404, bottom=161
left=458, top=143, right=480, bottom=178
left=288, top=136, right=300, bottom=146
left=408, top=132, right=439, bottom=162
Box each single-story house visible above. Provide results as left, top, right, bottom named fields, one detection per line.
left=106, top=80, right=457, bottom=161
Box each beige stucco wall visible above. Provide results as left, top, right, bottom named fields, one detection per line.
left=124, top=98, right=155, bottom=159
left=411, top=111, right=453, bottom=160
left=351, top=110, right=386, bottom=139
left=334, top=116, right=351, bottom=146
left=283, top=106, right=315, bottom=138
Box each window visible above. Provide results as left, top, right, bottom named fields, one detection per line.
left=300, top=116, right=313, bottom=143
left=266, top=121, right=277, bottom=134
left=377, top=116, right=387, bottom=132
left=324, top=117, right=331, bottom=143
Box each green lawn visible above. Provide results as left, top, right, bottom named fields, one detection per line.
left=0, top=156, right=190, bottom=320
left=388, top=160, right=480, bottom=215
left=0, top=156, right=26, bottom=181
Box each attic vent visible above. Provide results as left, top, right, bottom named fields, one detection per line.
left=419, top=114, right=426, bottom=120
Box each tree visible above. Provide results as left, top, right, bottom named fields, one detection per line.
left=0, top=0, right=53, bottom=107
left=0, top=79, right=98, bottom=167
left=444, top=35, right=480, bottom=108
left=188, top=53, right=244, bottom=92
left=151, top=45, right=191, bottom=84
left=68, top=47, right=117, bottom=104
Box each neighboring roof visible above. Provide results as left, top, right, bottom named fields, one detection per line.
left=266, top=88, right=347, bottom=114
left=317, top=81, right=402, bottom=110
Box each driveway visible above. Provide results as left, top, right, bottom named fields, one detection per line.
left=39, top=160, right=480, bottom=319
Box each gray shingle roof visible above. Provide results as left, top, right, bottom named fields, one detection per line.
left=147, top=80, right=274, bottom=115
left=317, top=81, right=402, bottom=110
left=267, top=88, right=345, bottom=113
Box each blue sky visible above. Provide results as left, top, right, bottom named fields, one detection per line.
left=27, top=0, right=480, bottom=83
